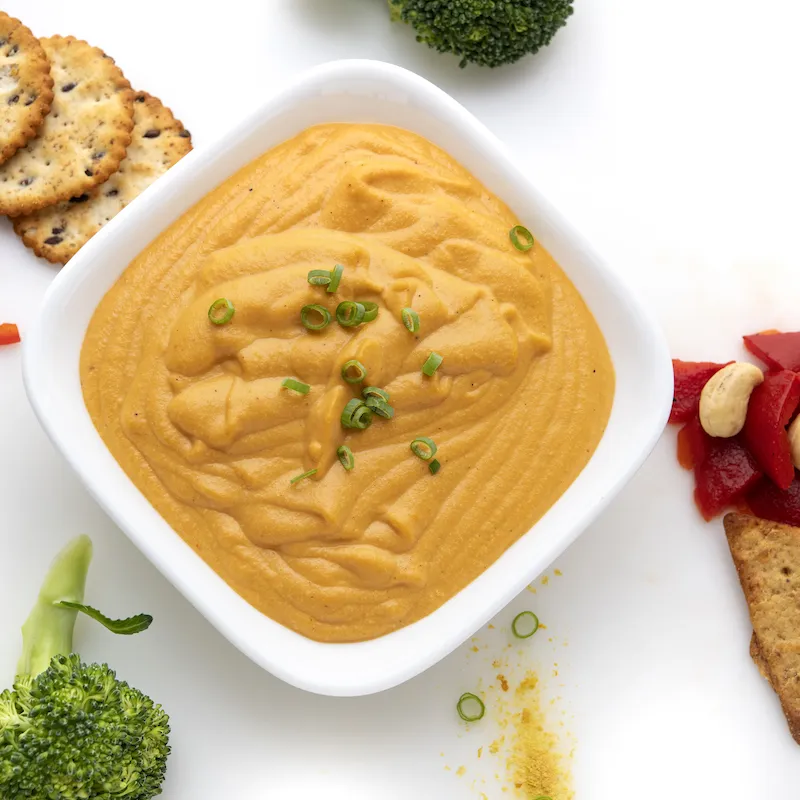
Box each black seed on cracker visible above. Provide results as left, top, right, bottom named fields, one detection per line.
left=106, top=188, right=119, bottom=196
left=19, top=177, right=33, bottom=186
left=8, top=44, right=17, bottom=55
left=143, top=129, right=161, bottom=139
left=69, top=194, right=89, bottom=203
left=92, top=151, right=105, bottom=159
left=44, top=236, right=62, bottom=245
left=84, top=168, right=93, bottom=176
left=51, top=226, right=64, bottom=234
left=8, top=94, right=19, bottom=105
left=179, top=129, right=190, bottom=138
left=61, top=82, right=77, bottom=92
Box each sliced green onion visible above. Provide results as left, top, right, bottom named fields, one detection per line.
left=341, top=359, right=367, bottom=384
left=336, top=301, right=366, bottom=327
left=456, top=692, right=485, bottom=723
left=422, top=352, right=443, bottom=377
left=410, top=437, right=437, bottom=461
left=511, top=611, right=539, bottom=639
left=401, top=307, right=420, bottom=334
left=352, top=404, right=373, bottom=430
left=307, top=269, right=332, bottom=287
left=509, top=225, right=534, bottom=252
left=341, top=398, right=363, bottom=428
left=362, top=386, right=390, bottom=403
left=361, top=301, right=379, bottom=323
left=208, top=297, right=235, bottom=325
left=365, top=397, right=394, bottom=419
left=341, top=399, right=373, bottom=430
left=533, top=796, right=552, bottom=800
left=282, top=378, right=310, bottom=395
left=301, top=304, right=331, bottom=331
left=428, top=458, right=441, bottom=475
left=337, top=445, right=355, bottom=471
left=290, top=468, right=318, bottom=485
left=327, top=264, right=344, bottom=293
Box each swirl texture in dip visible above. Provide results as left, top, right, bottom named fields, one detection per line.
left=81, top=124, right=614, bottom=642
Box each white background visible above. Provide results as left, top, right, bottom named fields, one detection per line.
left=2, top=1, right=800, bottom=797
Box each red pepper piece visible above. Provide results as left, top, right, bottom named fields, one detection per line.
left=670, top=359, right=733, bottom=424
left=743, top=331, right=800, bottom=373
left=0, top=322, right=20, bottom=345
left=694, top=436, right=763, bottom=520
left=743, top=370, right=800, bottom=490
left=677, top=415, right=710, bottom=470
left=747, top=472, right=800, bottom=527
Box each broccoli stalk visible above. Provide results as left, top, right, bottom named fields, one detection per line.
left=0, top=536, right=170, bottom=800
left=388, top=0, right=575, bottom=68
left=17, top=534, right=93, bottom=678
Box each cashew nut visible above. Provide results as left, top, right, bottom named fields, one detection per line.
left=789, top=416, right=800, bottom=469
left=699, top=362, right=764, bottom=438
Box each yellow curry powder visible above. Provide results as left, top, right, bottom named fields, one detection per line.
left=508, top=674, right=573, bottom=799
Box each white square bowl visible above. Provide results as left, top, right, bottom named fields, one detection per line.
left=23, top=60, right=672, bottom=697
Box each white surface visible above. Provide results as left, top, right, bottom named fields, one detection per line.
left=24, top=59, right=671, bottom=698
left=2, top=0, right=800, bottom=796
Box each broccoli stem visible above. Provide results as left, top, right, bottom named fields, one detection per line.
left=17, top=535, right=93, bottom=678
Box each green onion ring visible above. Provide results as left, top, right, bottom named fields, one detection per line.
left=290, top=468, right=318, bottom=485
left=337, top=445, right=355, bottom=471
left=208, top=298, right=235, bottom=325
left=327, top=264, right=344, bottom=293
left=401, top=307, right=420, bottom=333
left=301, top=304, right=331, bottom=331
left=281, top=378, right=311, bottom=395
left=341, top=359, right=367, bottom=384
left=362, top=386, right=390, bottom=403
left=410, top=437, right=437, bottom=461
left=509, top=225, right=535, bottom=252
left=428, top=458, right=441, bottom=475
left=456, top=692, right=485, bottom=723
left=351, top=404, right=373, bottom=430
left=422, top=352, right=443, bottom=377
left=336, top=301, right=366, bottom=327
left=341, top=398, right=363, bottom=428
left=511, top=611, right=539, bottom=639
left=365, top=397, right=394, bottom=419
left=307, top=269, right=332, bottom=287
left=341, top=398, right=374, bottom=429
left=361, top=301, right=379, bottom=322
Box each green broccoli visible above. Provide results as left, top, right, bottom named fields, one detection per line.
left=0, top=536, right=170, bottom=800
left=388, top=0, right=575, bottom=68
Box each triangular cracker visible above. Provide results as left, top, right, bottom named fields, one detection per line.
left=725, top=512, right=800, bottom=743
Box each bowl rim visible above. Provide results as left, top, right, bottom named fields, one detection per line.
left=22, top=59, right=673, bottom=696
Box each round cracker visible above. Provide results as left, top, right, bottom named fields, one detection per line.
left=0, top=36, right=133, bottom=216
left=0, top=13, right=54, bottom=165
left=14, top=91, right=192, bottom=263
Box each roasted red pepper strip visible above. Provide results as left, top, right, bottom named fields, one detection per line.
left=747, top=472, right=800, bottom=527
left=694, top=436, right=763, bottom=520
left=670, top=359, right=733, bottom=424
left=0, top=322, right=20, bottom=345
left=743, top=370, right=800, bottom=490
left=677, top=415, right=710, bottom=470
left=743, top=331, right=800, bottom=373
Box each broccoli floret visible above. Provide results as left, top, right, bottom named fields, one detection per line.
left=388, top=0, right=575, bottom=68
left=0, top=536, right=170, bottom=800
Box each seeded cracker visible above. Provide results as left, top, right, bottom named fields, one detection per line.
left=15, top=92, right=192, bottom=263
left=724, top=512, right=800, bottom=744
left=0, top=36, right=133, bottom=216
left=0, top=13, right=53, bottom=165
